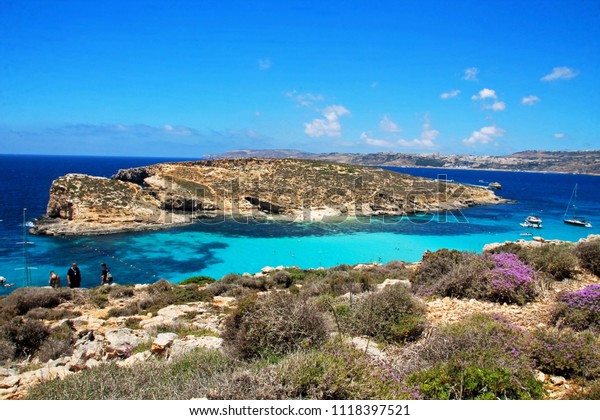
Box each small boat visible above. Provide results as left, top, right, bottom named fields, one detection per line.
left=563, top=184, right=592, bottom=228
left=520, top=215, right=542, bottom=228
left=488, top=182, right=502, bottom=190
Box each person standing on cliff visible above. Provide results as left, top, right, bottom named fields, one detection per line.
left=100, top=262, right=113, bottom=285
left=67, top=262, right=81, bottom=288
left=49, top=270, right=60, bottom=288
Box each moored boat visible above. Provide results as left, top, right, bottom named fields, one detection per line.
left=520, top=215, right=542, bottom=228
left=563, top=184, right=592, bottom=228
left=488, top=182, right=502, bottom=190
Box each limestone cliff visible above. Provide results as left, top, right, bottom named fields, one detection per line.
left=33, top=158, right=506, bottom=235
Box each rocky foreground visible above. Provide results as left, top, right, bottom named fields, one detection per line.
left=31, top=158, right=505, bottom=235
left=1, top=235, right=599, bottom=400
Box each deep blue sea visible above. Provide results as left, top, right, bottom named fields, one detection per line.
left=1, top=154, right=599, bottom=295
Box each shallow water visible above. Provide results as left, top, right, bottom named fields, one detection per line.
left=0, top=155, right=598, bottom=293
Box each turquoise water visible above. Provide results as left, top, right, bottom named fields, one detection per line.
left=1, top=156, right=599, bottom=293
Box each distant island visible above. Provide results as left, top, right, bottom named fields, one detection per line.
left=204, top=149, right=600, bottom=175
left=32, top=158, right=505, bottom=236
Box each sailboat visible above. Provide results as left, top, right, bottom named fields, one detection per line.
left=563, top=184, right=592, bottom=228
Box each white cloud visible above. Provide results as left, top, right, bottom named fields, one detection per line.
left=486, top=101, right=506, bottom=111
left=462, top=67, right=479, bottom=81
left=521, top=95, right=540, bottom=106
left=360, top=132, right=394, bottom=147
left=360, top=116, right=438, bottom=149
left=440, top=89, right=461, bottom=99
left=399, top=116, right=438, bottom=148
left=472, top=88, right=497, bottom=100
left=285, top=90, right=325, bottom=107
left=258, top=58, right=271, bottom=70
left=554, top=133, right=566, bottom=139
left=463, top=125, right=505, bottom=146
left=541, top=66, right=578, bottom=82
left=379, top=115, right=401, bottom=132
left=472, top=88, right=505, bottom=112
left=304, top=105, right=350, bottom=137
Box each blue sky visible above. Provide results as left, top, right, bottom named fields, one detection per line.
left=0, top=0, right=598, bottom=157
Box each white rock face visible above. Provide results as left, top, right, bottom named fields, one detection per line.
left=152, top=333, right=178, bottom=354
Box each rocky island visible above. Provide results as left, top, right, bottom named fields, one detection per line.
left=32, top=158, right=506, bottom=236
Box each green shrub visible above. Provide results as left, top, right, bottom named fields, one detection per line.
left=180, top=275, right=217, bottom=285
left=576, top=239, right=600, bottom=276
left=222, top=293, right=329, bottom=359
left=271, top=270, right=293, bottom=288
left=340, top=284, right=427, bottom=344
left=325, top=271, right=373, bottom=296
left=107, top=303, right=140, bottom=318
left=434, top=254, right=492, bottom=299
left=220, top=274, right=242, bottom=284
left=411, top=249, right=464, bottom=295
left=531, top=327, right=600, bottom=379
left=1, top=318, right=50, bottom=358
left=407, top=362, right=543, bottom=400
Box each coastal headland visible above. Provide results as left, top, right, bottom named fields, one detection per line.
left=31, top=158, right=506, bottom=236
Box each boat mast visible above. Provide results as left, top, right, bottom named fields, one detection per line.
left=16, top=208, right=34, bottom=287
left=564, top=184, right=578, bottom=219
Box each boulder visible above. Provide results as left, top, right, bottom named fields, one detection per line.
left=0, top=375, right=21, bottom=389
left=70, top=331, right=105, bottom=371
left=261, top=266, right=275, bottom=274
left=168, top=336, right=223, bottom=360
left=157, top=304, right=193, bottom=319
left=151, top=333, right=178, bottom=354
left=550, top=375, right=566, bottom=385
left=105, top=328, right=147, bottom=356
left=117, top=350, right=152, bottom=368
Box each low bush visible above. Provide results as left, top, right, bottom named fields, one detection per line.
left=37, top=322, right=75, bottom=362
left=138, top=283, right=212, bottom=313
left=0, top=337, right=16, bottom=362
left=487, top=253, right=538, bottom=305
left=407, top=361, right=542, bottom=400
left=0, top=288, right=74, bottom=319
left=107, top=303, right=140, bottom=318
left=209, top=343, right=412, bottom=400
left=325, top=271, right=373, bottom=296
left=530, top=327, right=600, bottom=379
left=576, top=239, right=600, bottom=276
left=26, top=348, right=231, bottom=400
left=411, top=249, right=464, bottom=295
left=399, top=313, right=543, bottom=399
left=26, top=307, right=82, bottom=321
left=107, top=285, right=135, bottom=299
left=180, top=275, right=217, bottom=286
left=553, top=284, right=600, bottom=332
left=222, top=293, right=329, bottom=359
left=271, top=270, right=293, bottom=288
left=340, top=284, right=426, bottom=344
left=488, top=243, right=578, bottom=281
left=1, top=318, right=50, bottom=358
left=434, top=254, right=492, bottom=299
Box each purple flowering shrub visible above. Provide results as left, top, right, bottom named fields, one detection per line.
left=531, top=327, right=600, bottom=379
left=553, top=284, right=600, bottom=332
left=487, top=253, right=537, bottom=305
left=402, top=314, right=544, bottom=399
left=414, top=251, right=538, bottom=305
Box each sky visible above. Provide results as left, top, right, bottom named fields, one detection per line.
left=0, top=0, right=599, bottom=157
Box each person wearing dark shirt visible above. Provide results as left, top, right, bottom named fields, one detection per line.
left=67, top=262, right=82, bottom=288
left=101, top=262, right=112, bottom=285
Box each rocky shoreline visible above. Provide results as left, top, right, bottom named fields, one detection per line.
left=31, top=158, right=507, bottom=236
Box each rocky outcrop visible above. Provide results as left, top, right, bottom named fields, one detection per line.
left=33, top=159, right=507, bottom=236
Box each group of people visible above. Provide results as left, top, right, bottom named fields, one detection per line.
left=48, top=262, right=113, bottom=289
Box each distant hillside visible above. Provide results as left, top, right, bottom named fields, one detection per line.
left=204, top=149, right=600, bottom=175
